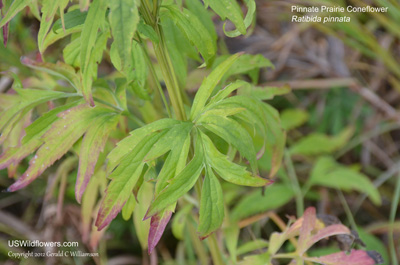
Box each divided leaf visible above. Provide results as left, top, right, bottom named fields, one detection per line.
left=190, top=53, right=241, bottom=119
left=96, top=132, right=164, bottom=230
left=0, top=0, right=30, bottom=28
left=201, top=132, right=270, bottom=187
left=145, top=135, right=205, bottom=219
left=76, top=112, right=120, bottom=202
left=163, top=5, right=216, bottom=64
left=8, top=104, right=115, bottom=192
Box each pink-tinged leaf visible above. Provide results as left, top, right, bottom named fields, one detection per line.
left=7, top=104, right=110, bottom=192
left=2, top=22, right=9, bottom=46
left=305, top=224, right=351, bottom=251
left=148, top=207, right=173, bottom=254
left=96, top=132, right=165, bottom=230
left=0, top=101, right=79, bottom=170
left=76, top=113, right=119, bottom=203
left=305, top=249, right=381, bottom=265
left=297, top=207, right=316, bottom=254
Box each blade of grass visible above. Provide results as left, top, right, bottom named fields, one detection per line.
left=389, top=173, right=400, bottom=265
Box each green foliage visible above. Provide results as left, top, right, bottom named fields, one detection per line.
left=0, top=0, right=385, bottom=264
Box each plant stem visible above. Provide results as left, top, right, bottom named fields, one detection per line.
left=137, top=34, right=173, bottom=118
left=208, top=234, right=225, bottom=265
left=140, top=0, right=187, bottom=121
left=284, top=151, right=304, bottom=216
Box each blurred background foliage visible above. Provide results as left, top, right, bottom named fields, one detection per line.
left=0, top=0, right=399, bottom=264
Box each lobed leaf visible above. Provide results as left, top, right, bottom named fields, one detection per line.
left=198, top=166, right=225, bottom=237
left=106, top=118, right=181, bottom=173
left=76, top=112, right=120, bottom=203
left=145, top=135, right=205, bottom=219
left=201, top=132, right=270, bottom=187
left=199, top=114, right=257, bottom=172
left=96, top=132, right=165, bottom=230
left=8, top=104, right=114, bottom=192
left=0, top=101, right=80, bottom=170
left=0, top=0, right=30, bottom=28
left=190, top=53, right=241, bottom=120
left=162, top=5, right=216, bottom=64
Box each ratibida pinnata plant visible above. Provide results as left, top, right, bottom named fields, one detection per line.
left=0, top=0, right=384, bottom=264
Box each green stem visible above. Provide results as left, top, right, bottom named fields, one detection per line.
left=284, top=151, right=304, bottom=216
left=140, top=0, right=187, bottom=121
left=137, top=34, right=172, bottom=118
left=208, top=234, right=225, bottom=265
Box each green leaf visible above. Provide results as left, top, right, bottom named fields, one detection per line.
left=231, top=184, right=294, bottom=221
left=133, top=182, right=153, bottom=250
left=198, top=166, right=225, bottom=237
left=204, top=0, right=245, bottom=35
left=52, top=9, right=88, bottom=32
left=201, top=132, right=270, bottom=187
left=109, top=0, right=139, bottom=72
left=307, top=156, right=381, bottom=205
left=226, top=54, right=273, bottom=82
left=137, top=20, right=159, bottom=43
left=96, top=132, right=164, bottom=230
left=223, top=0, right=256, bottom=38
left=0, top=0, right=31, bottom=28
left=81, top=169, right=103, bottom=242
left=199, top=115, right=257, bottom=172
left=209, top=80, right=251, bottom=104
left=121, top=194, right=136, bottom=221
left=290, top=127, right=354, bottom=156
left=76, top=112, right=120, bottom=203
left=80, top=31, right=109, bottom=106
left=21, top=57, right=81, bottom=92
left=0, top=101, right=80, bottom=170
left=80, top=0, right=107, bottom=72
left=129, top=41, right=149, bottom=99
left=107, top=118, right=181, bottom=173
left=38, top=0, right=69, bottom=54
left=237, top=239, right=269, bottom=256
left=162, top=5, right=216, bottom=64
left=0, top=89, right=76, bottom=144
left=145, top=122, right=193, bottom=162
left=155, top=133, right=191, bottom=195
left=185, top=0, right=217, bottom=41
left=145, top=135, right=205, bottom=219
left=190, top=53, right=241, bottom=119
left=171, top=204, right=192, bottom=240
left=7, top=104, right=114, bottom=192
left=280, top=109, right=309, bottom=131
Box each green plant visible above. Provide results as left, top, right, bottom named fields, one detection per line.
left=0, top=0, right=386, bottom=264
left=0, top=0, right=281, bottom=257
